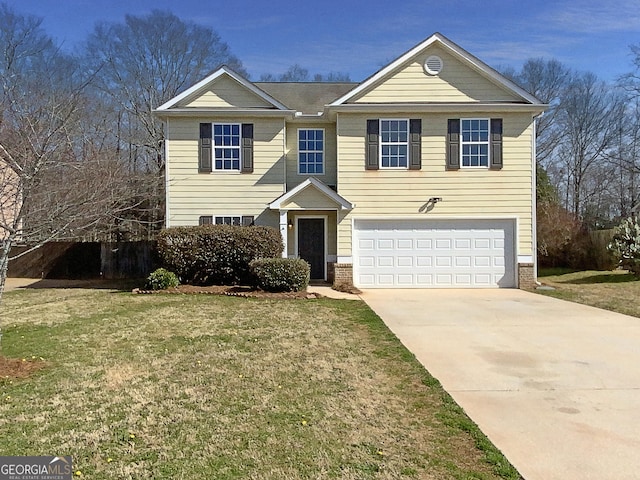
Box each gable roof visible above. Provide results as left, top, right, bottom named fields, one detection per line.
left=256, top=82, right=355, bottom=114
left=269, top=177, right=354, bottom=210
left=330, top=32, right=543, bottom=106
left=155, top=66, right=289, bottom=111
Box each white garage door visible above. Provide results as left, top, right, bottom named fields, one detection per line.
left=353, top=219, right=515, bottom=288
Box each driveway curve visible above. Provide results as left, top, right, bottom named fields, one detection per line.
left=361, top=289, right=640, bottom=480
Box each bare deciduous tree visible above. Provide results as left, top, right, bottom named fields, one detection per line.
left=0, top=6, right=134, bottom=347
left=83, top=10, right=247, bottom=236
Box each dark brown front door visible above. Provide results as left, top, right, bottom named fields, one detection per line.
left=298, top=218, right=325, bottom=280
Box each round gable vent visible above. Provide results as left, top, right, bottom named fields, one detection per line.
left=424, top=55, right=443, bottom=75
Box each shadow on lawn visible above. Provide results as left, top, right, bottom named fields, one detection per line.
left=557, top=272, right=639, bottom=285
left=21, top=278, right=140, bottom=291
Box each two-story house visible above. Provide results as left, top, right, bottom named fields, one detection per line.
left=155, top=33, right=546, bottom=288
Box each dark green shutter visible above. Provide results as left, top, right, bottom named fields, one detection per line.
left=241, top=215, right=254, bottom=226
left=241, top=123, right=254, bottom=173
left=409, top=119, right=422, bottom=170
left=446, top=119, right=460, bottom=170
left=490, top=118, right=503, bottom=170
left=199, top=123, right=212, bottom=173
left=365, top=119, right=379, bottom=170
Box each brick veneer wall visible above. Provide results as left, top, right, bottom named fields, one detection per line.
left=332, top=263, right=353, bottom=286
left=518, top=263, right=536, bottom=290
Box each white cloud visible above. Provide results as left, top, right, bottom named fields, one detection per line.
left=543, top=0, right=640, bottom=34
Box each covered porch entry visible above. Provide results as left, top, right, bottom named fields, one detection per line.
left=269, top=178, right=353, bottom=281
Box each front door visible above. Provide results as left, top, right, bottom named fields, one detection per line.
left=297, top=218, right=325, bottom=280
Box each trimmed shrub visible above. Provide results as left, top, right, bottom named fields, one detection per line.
left=157, top=225, right=283, bottom=285
left=608, top=217, right=640, bottom=275
left=250, top=258, right=310, bottom=292
left=145, top=268, right=179, bottom=290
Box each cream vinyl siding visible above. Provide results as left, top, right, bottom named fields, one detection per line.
left=336, top=112, right=534, bottom=257
left=353, top=46, right=522, bottom=104
left=183, top=75, right=274, bottom=109
left=280, top=187, right=342, bottom=210
left=166, top=116, right=285, bottom=227
left=286, top=122, right=337, bottom=189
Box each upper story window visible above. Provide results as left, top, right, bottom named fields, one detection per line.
left=461, top=119, right=489, bottom=167
left=213, top=123, right=241, bottom=170
left=298, top=129, right=324, bottom=175
left=380, top=119, right=408, bottom=168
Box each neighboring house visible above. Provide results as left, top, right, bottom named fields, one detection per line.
left=0, top=161, right=20, bottom=242
left=155, top=33, right=546, bottom=288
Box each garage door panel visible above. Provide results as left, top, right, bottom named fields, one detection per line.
left=397, top=256, right=413, bottom=267
left=474, top=238, right=491, bottom=249
left=378, top=256, right=394, bottom=267
left=354, top=219, right=515, bottom=288
left=359, top=239, right=375, bottom=250
left=455, top=256, right=471, bottom=267
left=435, top=238, right=452, bottom=249
left=417, top=256, right=432, bottom=267
left=416, top=274, right=433, bottom=285
left=378, top=239, right=394, bottom=249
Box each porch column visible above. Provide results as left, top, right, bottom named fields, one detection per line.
left=279, top=210, right=288, bottom=258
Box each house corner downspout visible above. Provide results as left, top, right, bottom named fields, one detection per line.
left=532, top=113, right=542, bottom=286
left=164, top=117, right=171, bottom=229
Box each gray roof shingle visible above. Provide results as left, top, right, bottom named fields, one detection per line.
left=255, top=82, right=356, bottom=114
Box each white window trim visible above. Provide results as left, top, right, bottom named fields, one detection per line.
left=297, top=128, right=325, bottom=176
left=379, top=118, right=409, bottom=169
left=460, top=118, right=490, bottom=169
left=212, top=122, right=242, bottom=172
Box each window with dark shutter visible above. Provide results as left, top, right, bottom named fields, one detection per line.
left=409, top=119, right=422, bottom=170
left=199, top=123, right=212, bottom=173
left=241, top=124, right=254, bottom=173
left=365, top=119, right=379, bottom=170
left=490, top=118, right=503, bottom=170
left=446, top=119, right=460, bottom=170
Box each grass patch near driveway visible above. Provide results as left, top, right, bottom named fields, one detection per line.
left=0, top=287, right=519, bottom=479
left=537, top=269, right=640, bottom=318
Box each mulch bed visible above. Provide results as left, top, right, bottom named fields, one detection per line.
left=132, top=285, right=322, bottom=299
left=0, top=356, right=47, bottom=380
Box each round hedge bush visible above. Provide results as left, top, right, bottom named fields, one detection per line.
left=249, top=258, right=310, bottom=292
left=145, top=268, right=179, bottom=290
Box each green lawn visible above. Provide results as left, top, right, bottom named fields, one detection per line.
left=0, top=287, right=519, bottom=479
left=537, top=268, right=640, bottom=318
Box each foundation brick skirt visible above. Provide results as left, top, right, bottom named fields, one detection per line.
left=329, top=262, right=535, bottom=289
left=518, top=263, right=536, bottom=289
left=331, top=263, right=353, bottom=286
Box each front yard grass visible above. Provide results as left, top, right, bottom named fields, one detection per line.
left=0, top=287, right=519, bottom=479
left=537, top=268, right=640, bottom=318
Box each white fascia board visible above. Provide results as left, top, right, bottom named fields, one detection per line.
left=155, top=66, right=289, bottom=111
left=330, top=32, right=544, bottom=107
left=328, top=103, right=548, bottom=114
left=154, top=108, right=296, bottom=118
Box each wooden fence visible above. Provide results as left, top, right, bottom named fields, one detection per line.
left=588, top=229, right=616, bottom=270
left=8, top=241, right=156, bottom=279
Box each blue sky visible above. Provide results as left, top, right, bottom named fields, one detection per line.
left=5, top=0, right=640, bottom=82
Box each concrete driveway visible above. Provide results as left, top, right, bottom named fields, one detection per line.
left=361, top=289, right=640, bottom=480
